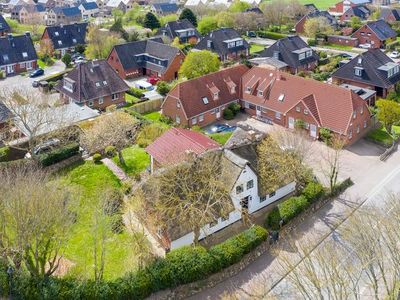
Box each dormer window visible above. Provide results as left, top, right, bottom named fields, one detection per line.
left=103, top=81, right=107, bottom=85
left=246, top=86, right=251, bottom=94
left=388, top=65, right=399, bottom=78
left=273, top=51, right=279, bottom=59
left=95, top=82, right=101, bottom=87
left=207, top=40, right=212, bottom=48
left=354, top=67, right=363, bottom=76
left=258, top=90, right=263, bottom=97
left=213, top=92, right=219, bottom=100
left=63, top=78, right=74, bottom=92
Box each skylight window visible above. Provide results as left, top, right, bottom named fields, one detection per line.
left=3, top=54, right=9, bottom=62
left=202, top=97, right=209, bottom=104
left=95, top=82, right=101, bottom=87
left=55, top=31, right=59, bottom=36
left=58, top=40, right=62, bottom=45
left=278, top=94, right=285, bottom=102
left=103, top=81, right=107, bottom=85
left=72, top=38, right=77, bottom=43
left=22, top=52, right=28, bottom=58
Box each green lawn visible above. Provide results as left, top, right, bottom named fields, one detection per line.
left=250, top=43, right=265, bottom=54
left=125, top=93, right=140, bottom=106
left=367, top=125, right=400, bottom=147
left=37, top=58, right=55, bottom=69
left=323, top=43, right=355, bottom=51
left=59, top=161, right=138, bottom=280
left=297, top=0, right=337, bottom=9
left=209, top=132, right=233, bottom=145
left=112, top=145, right=150, bottom=176
left=143, top=111, right=162, bottom=122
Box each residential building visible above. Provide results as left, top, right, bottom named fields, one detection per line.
left=0, top=33, right=38, bottom=77
left=194, top=28, right=249, bottom=62
left=41, top=22, right=88, bottom=56
left=339, top=5, right=370, bottom=23
left=240, top=67, right=370, bottom=144
left=161, top=65, right=249, bottom=127
left=0, top=101, right=12, bottom=141
left=11, top=4, right=45, bottom=24
left=107, top=38, right=185, bottom=80
left=332, top=49, right=400, bottom=99
left=78, top=1, right=99, bottom=19
left=145, top=127, right=220, bottom=173
left=6, top=0, right=35, bottom=11
left=151, top=2, right=179, bottom=15
left=244, top=7, right=263, bottom=14
left=0, top=14, right=10, bottom=36
left=45, top=6, right=82, bottom=25
left=156, top=19, right=200, bottom=44
left=36, top=0, right=56, bottom=9
left=351, top=20, right=397, bottom=49
left=54, top=60, right=130, bottom=110
left=304, top=3, right=318, bottom=13
left=258, top=35, right=319, bottom=74
left=379, top=8, right=400, bottom=23
left=248, top=57, right=289, bottom=72
left=329, top=0, right=370, bottom=16
left=105, top=0, right=134, bottom=13
left=295, top=10, right=338, bottom=34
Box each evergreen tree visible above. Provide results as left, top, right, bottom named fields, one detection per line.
left=144, top=12, right=161, bottom=30
left=179, top=8, right=197, bottom=27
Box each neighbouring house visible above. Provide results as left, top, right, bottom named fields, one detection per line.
left=151, top=2, right=179, bottom=15
left=78, top=1, right=99, bottom=19
left=194, top=28, right=249, bottom=62
left=0, top=101, right=12, bottom=141
left=241, top=66, right=371, bottom=144
left=332, top=49, right=400, bottom=99
left=161, top=65, right=249, bottom=127
left=105, top=0, right=134, bottom=13
left=11, top=4, right=45, bottom=24
left=45, top=6, right=82, bottom=26
left=248, top=57, right=289, bottom=72
left=295, top=10, right=338, bottom=34
left=329, top=0, right=370, bottom=16
left=139, top=144, right=295, bottom=251
left=351, top=20, right=397, bottom=49
left=0, top=33, right=38, bottom=77
left=244, top=7, right=263, bottom=14
left=156, top=19, right=200, bottom=44
left=107, top=38, right=185, bottom=80
left=146, top=127, right=220, bottom=173
left=0, top=14, right=10, bottom=36
left=340, top=83, right=376, bottom=106
left=6, top=0, right=35, bottom=11
left=36, top=0, right=56, bottom=9
left=55, top=60, right=130, bottom=110
left=258, top=35, right=319, bottom=74
left=339, top=5, right=370, bottom=23
left=41, top=22, right=88, bottom=56
left=304, top=3, right=318, bottom=13
left=379, top=8, right=400, bottom=23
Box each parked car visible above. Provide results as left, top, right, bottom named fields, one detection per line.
left=147, top=76, right=160, bottom=85
left=359, top=43, right=371, bottom=49
left=247, top=31, right=257, bottom=38
left=29, top=68, right=44, bottom=78
left=135, top=80, right=154, bottom=91
left=74, top=58, right=86, bottom=65
left=389, top=51, right=400, bottom=59
left=72, top=53, right=85, bottom=61
left=25, top=138, right=61, bottom=159
left=210, top=124, right=236, bottom=133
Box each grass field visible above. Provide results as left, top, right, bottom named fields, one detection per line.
left=297, top=0, right=337, bottom=9
left=59, top=161, right=139, bottom=280
left=367, top=125, right=400, bottom=147
left=209, top=132, right=233, bottom=145
left=250, top=44, right=265, bottom=54
left=112, top=145, right=150, bottom=176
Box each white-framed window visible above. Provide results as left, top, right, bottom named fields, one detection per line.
left=112, top=93, right=119, bottom=100
left=19, top=62, right=25, bottom=68
left=99, top=97, right=104, bottom=104
left=353, top=111, right=356, bottom=119
left=22, top=52, right=28, bottom=58
left=278, top=94, right=285, bottom=102
left=260, top=196, right=267, bottom=203
left=88, top=101, right=94, bottom=107
left=231, top=86, right=236, bottom=94
left=304, top=109, right=309, bottom=115
left=269, top=191, right=276, bottom=198
left=199, top=114, right=204, bottom=122
left=177, top=100, right=181, bottom=108
left=103, top=81, right=107, bottom=85
left=356, top=125, right=360, bottom=134
left=246, top=86, right=251, bottom=93
left=275, top=112, right=281, bottom=119
left=244, top=102, right=250, bottom=109
left=258, top=90, right=263, bottom=97
left=349, top=129, right=353, bottom=139
left=236, top=184, right=243, bottom=194
left=207, top=40, right=212, bottom=48
left=354, top=68, right=362, bottom=76
left=72, top=38, right=77, bottom=43
left=364, top=120, right=367, bottom=128
left=191, top=117, right=197, bottom=125
left=58, top=40, right=62, bottom=46
left=246, top=180, right=254, bottom=190
left=95, top=82, right=101, bottom=87
left=360, top=106, right=364, bottom=114
left=176, top=115, right=180, bottom=124
left=296, top=106, right=301, bottom=112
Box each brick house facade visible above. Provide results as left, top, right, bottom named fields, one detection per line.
left=351, top=20, right=397, bottom=49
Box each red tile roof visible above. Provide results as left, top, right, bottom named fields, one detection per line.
left=145, top=128, right=220, bottom=165
left=241, top=67, right=369, bottom=134
left=162, top=65, right=249, bottom=119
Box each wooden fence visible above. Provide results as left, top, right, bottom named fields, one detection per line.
left=128, top=98, right=163, bottom=114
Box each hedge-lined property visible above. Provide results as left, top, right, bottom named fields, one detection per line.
left=36, top=142, right=80, bottom=167
left=0, top=226, right=268, bottom=299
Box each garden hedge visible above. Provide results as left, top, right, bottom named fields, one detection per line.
left=0, top=226, right=268, bottom=300
left=256, top=31, right=287, bottom=40
left=37, top=142, right=80, bottom=166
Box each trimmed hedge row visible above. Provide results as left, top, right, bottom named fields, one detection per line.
left=1, top=226, right=268, bottom=300
left=265, top=182, right=325, bottom=230
left=36, top=142, right=80, bottom=167
left=256, top=31, right=287, bottom=40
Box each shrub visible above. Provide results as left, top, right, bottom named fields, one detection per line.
left=319, top=127, right=332, bottom=144
left=61, top=53, right=72, bottom=68
left=302, top=182, right=325, bottom=202
left=103, top=188, right=124, bottom=216
left=93, top=153, right=102, bottom=163
left=223, top=108, right=234, bottom=120
left=156, top=81, right=171, bottom=96
left=128, top=87, right=145, bottom=98
left=295, top=119, right=306, bottom=129
left=228, top=102, right=241, bottom=115
left=37, top=142, right=80, bottom=167
left=0, top=147, right=10, bottom=162
left=111, top=214, right=125, bottom=234
left=0, top=70, right=4, bottom=79
left=105, top=145, right=117, bottom=157
left=136, top=123, right=167, bottom=148
left=308, top=39, right=317, bottom=46
left=159, top=114, right=173, bottom=125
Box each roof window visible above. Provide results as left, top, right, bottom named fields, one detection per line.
left=54, top=31, right=59, bottom=36
left=58, top=40, right=62, bottom=45
left=202, top=97, right=209, bottom=104
left=22, top=52, right=28, bottom=58
left=278, top=94, right=285, bottom=102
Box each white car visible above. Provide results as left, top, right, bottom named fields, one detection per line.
left=359, top=43, right=372, bottom=49
left=390, top=51, right=400, bottom=59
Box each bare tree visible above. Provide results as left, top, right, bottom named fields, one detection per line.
left=321, top=136, right=344, bottom=192
left=80, top=111, right=139, bottom=164
left=0, top=166, right=75, bottom=278
left=130, top=151, right=234, bottom=245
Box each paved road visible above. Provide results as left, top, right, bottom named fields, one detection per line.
left=189, top=139, right=400, bottom=299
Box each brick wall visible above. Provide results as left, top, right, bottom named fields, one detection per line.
left=327, top=35, right=359, bottom=47
left=295, top=16, right=307, bottom=34
left=60, top=92, right=126, bottom=110
left=160, top=50, right=185, bottom=81
left=161, top=95, right=189, bottom=126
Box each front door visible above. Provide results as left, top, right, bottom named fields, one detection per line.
left=6, top=65, right=14, bottom=74
left=288, top=117, right=295, bottom=129
left=216, top=107, right=221, bottom=119
left=256, top=106, right=262, bottom=116
left=310, top=124, right=317, bottom=138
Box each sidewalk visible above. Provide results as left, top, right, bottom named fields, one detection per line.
left=101, top=158, right=128, bottom=181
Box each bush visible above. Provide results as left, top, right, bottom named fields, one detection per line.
left=159, top=114, right=173, bottom=125
left=0, top=70, right=4, bottom=79
left=228, top=102, right=241, bottom=115
left=93, top=153, right=102, bottom=163
left=302, top=182, right=325, bottom=202
left=256, top=31, right=287, bottom=40
left=319, top=127, right=332, bottom=144
left=37, top=142, right=79, bottom=167
left=128, top=87, right=145, bottom=98
left=209, top=226, right=267, bottom=269
left=0, top=147, right=10, bottom=162
left=61, top=53, right=72, bottom=68
left=308, top=39, right=317, bottom=46
left=223, top=108, right=234, bottom=120
left=105, top=145, right=117, bottom=157
left=136, top=123, right=167, bottom=148
left=156, top=81, right=171, bottom=96
left=103, top=188, right=124, bottom=216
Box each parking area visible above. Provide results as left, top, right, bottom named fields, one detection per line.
left=124, top=76, right=163, bottom=100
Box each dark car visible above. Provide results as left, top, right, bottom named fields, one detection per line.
left=29, top=68, right=44, bottom=78
left=247, top=31, right=257, bottom=38
left=210, top=124, right=237, bottom=133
